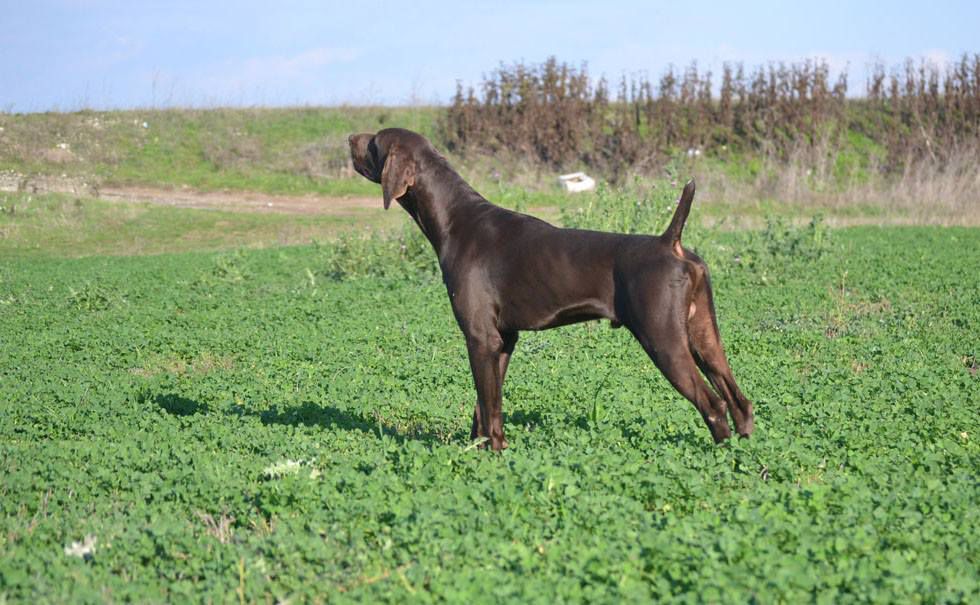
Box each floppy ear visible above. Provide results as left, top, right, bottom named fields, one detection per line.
left=381, top=146, right=416, bottom=210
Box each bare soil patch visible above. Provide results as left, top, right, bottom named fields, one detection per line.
left=0, top=172, right=383, bottom=216
left=98, top=185, right=382, bottom=216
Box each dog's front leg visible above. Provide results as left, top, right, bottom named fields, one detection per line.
left=465, top=332, right=508, bottom=451
left=470, top=332, right=518, bottom=443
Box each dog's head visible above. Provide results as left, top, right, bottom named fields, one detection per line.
left=348, top=128, right=424, bottom=210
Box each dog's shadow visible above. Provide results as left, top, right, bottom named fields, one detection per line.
left=154, top=393, right=208, bottom=416
left=152, top=393, right=698, bottom=448
left=506, top=408, right=546, bottom=428
left=151, top=392, right=455, bottom=446
left=245, top=401, right=452, bottom=447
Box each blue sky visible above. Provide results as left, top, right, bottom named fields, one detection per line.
left=1, top=1, right=977, bottom=112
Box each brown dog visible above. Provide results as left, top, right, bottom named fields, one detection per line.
left=349, top=128, right=754, bottom=450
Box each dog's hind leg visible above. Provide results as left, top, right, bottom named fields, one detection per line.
left=686, top=268, right=755, bottom=437
left=638, top=326, right=733, bottom=443
left=624, top=270, right=732, bottom=443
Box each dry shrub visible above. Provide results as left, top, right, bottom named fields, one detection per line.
left=443, top=56, right=849, bottom=177
left=443, top=55, right=980, bottom=184
left=866, top=56, right=980, bottom=168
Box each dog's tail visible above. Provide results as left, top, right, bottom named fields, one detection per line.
left=662, top=179, right=695, bottom=256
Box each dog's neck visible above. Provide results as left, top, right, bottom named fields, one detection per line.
left=397, top=160, right=488, bottom=260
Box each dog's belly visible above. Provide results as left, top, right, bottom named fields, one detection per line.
left=522, top=300, right=613, bottom=330
left=498, top=282, right=616, bottom=331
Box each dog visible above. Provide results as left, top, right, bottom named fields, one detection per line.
left=348, top=128, right=754, bottom=450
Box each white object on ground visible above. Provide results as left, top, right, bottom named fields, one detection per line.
left=64, top=535, right=97, bottom=559
left=558, top=172, right=596, bottom=193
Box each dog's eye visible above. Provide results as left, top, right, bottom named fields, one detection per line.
left=367, top=139, right=379, bottom=159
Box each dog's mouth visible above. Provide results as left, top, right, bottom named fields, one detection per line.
left=348, top=136, right=383, bottom=183
left=352, top=161, right=374, bottom=181
left=348, top=148, right=376, bottom=182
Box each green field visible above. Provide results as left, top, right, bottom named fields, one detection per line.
left=1, top=103, right=978, bottom=602
left=2, top=207, right=978, bottom=601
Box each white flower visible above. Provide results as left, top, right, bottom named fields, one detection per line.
left=64, top=535, right=97, bottom=559
left=262, top=459, right=303, bottom=479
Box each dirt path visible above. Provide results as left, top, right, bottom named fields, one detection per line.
left=1, top=174, right=570, bottom=221
left=0, top=173, right=383, bottom=215
left=98, top=185, right=382, bottom=215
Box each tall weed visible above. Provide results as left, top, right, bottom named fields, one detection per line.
left=315, top=223, right=436, bottom=281
left=560, top=179, right=679, bottom=235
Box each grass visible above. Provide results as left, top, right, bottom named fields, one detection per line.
left=0, top=181, right=964, bottom=266
left=1, top=223, right=978, bottom=602
left=0, top=192, right=401, bottom=258
left=0, top=106, right=439, bottom=196
left=1, top=103, right=977, bottom=601
left=0, top=186, right=831, bottom=264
